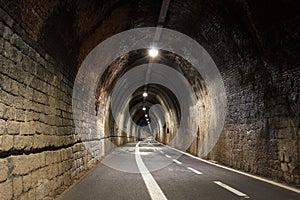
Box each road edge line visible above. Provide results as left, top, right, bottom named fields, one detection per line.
left=135, top=142, right=168, bottom=200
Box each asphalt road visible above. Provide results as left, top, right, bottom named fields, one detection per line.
left=56, top=141, right=300, bottom=200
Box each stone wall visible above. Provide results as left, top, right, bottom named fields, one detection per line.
left=0, top=7, right=99, bottom=199
left=209, top=61, right=300, bottom=185
left=159, top=0, right=300, bottom=186
left=204, top=0, right=300, bottom=185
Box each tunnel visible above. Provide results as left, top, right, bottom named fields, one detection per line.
left=0, top=0, right=299, bottom=199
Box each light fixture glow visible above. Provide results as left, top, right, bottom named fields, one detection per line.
left=145, top=114, right=148, bottom=117
left=142, top=107, right=146, bottom=111
left=148, top=48, right=159, bottom=58
left=143, top=92, right=148, bottom=97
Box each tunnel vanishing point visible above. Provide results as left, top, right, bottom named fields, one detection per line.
left=0, top=0, right=299, bottom=199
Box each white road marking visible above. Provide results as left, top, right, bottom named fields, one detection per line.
left=135, top=142, right=168, bottom=200
left=187, top=167, right=203, bottom=175
left=162, top=143, right=300, bottom=194
left=173, top=159, right=182, bottom=165
left=165, top=154, right=171, bottom=158
left=214, top=181, right=249, bottom=198
left=160, top=150, right=164, bottom=154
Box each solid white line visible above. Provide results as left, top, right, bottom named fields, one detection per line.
left=135, top=142, right=168, bottom=200
left=162, top=144, right=300, bottom=194
left=187, top=167, right=203, bottom=175
left=214, top=181, right=249, bottom=197
left=165, top=154, right=171, bottom=158
left=173, top=159, right=182, bottom=165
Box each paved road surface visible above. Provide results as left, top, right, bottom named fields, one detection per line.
left=57, top=141, right=300, bottom=200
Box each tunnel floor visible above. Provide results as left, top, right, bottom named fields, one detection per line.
left=56, top=141, right=300, bottom=200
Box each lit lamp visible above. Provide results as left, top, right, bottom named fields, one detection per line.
left=148, top=48, right=159, bottom=58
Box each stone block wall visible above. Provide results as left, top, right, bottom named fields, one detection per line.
left=159, top=0, right=300, bottom=186
left=0, top=7, right=100, bottom=199
left=209, top=62, right=300, bottom=185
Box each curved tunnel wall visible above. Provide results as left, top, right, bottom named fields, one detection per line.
left=0, top=0, right=299, bottom=199
left=0, top=5, right=104, bottom=200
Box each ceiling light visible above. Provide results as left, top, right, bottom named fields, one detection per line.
left=143, top=92, right=148, bottom=97
left=148, top=48, right=159, bottom=58
left=145, top=114, right=148, bottom=117
left=142, top=107, right=146, bottom=111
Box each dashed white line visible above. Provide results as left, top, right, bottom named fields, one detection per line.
left=135, top=142, right=168, bottom=200
left=172, top=159, right=182, bottom=165
left=187, top=167, right=203, bottom=175
left=165, top=154, right=171, bottom=158
left=162, top=143, right=300, bottom=195
left=214, top=181, right=249, bottom=198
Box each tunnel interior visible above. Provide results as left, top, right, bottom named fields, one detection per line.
left=95, top=48, right=209, bottom=149
left=0, top=0, right=299, bottom=199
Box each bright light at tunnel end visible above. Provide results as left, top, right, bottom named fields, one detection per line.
left=148, top=48, right=159, bottom=58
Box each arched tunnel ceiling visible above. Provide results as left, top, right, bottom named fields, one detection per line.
left=95, top=49, right=205, bottom=132
left=1, top=0, right=299, bottom=71
left=96, top=49, right=207, bottom=101
left=1, top=0, right=298, bottom=141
